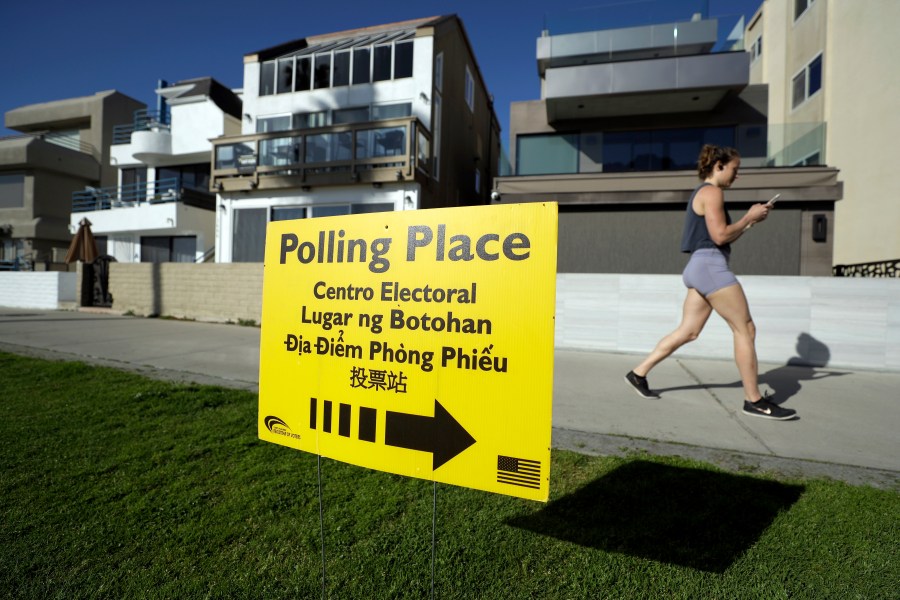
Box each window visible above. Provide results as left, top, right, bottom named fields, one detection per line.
left=141, top=236, right=196, bottom=263
left=372, top=103, right=411, bottom=121
left=794, top=0, right=815, bottom=20
left=295, top=57, right=312, bottom=91
left=121, top=167, right=147, bottom=202
left=260, top=37, right=414, bottom=95
left=353, top=48, right=371, bottom=84
left=232, top=208, right=267, bottom=262
left=517, top=134, right=579, bottom=175
left=257, top=116, right=292, bottom=133
left=277, top=58, right=294, bottom=94
left=373, top=45, right=392, bottom=81
left=294, top=111, right=328, bottom=130
left=432, top=93, right=442, bottom=181
left=333, top=106, right=370, bottom=124
left=515, top=127, right=736, bottom=175
left=0, top=174, right=25, bottom=209
left=260, top=61, right=276, bottom=95
left=333, top=51, right=351, bottom=87
left=394, top=41, right=413, bottom=78
left=314, top=54, right=332, bottom=89
left=750, top=36, right=762, bottom=62
left=434, top=52, right=444, bottom=92
left=464, top=66, right=475, bottom=112
left=792, top=54, right=823, bottom=109
left=242, top=203, right=394, bottom=261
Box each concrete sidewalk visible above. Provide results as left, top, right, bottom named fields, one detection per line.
left=1, top=308, right=897, bottom=489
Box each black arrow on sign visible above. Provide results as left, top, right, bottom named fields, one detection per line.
left=385, top=400, right=476, bottom=470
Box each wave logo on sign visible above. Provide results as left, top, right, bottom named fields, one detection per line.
left=264, top=416, right=301, bottom=440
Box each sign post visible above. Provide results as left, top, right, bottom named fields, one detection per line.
left=259, top=202, right=557, bottom=501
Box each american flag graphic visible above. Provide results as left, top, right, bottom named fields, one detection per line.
left=497, top=455, right=541, bottom=489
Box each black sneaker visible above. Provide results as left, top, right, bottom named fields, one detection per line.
left=624, top=370, right=659, bottom=398
left=742, top=398, right=797, bottom=421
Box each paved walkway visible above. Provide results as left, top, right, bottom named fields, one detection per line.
left=1, top=308, right=897, bottom=488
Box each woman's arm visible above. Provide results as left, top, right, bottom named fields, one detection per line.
left=700, top=186, right=769, bottom=246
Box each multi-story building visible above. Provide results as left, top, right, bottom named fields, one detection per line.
left=746, top=0, right=900, bottom=271
left=494, top=2, right=843, bottom=276
left=1, top=91, right=144, bottom=268
left=210, top=15, right=500, bottom=262
left=73, top=78, right=242, bottom=263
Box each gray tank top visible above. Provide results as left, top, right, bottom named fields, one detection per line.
left=680, top=183, right=731, bottom=254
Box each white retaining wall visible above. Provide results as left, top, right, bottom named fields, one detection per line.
left=0, top=272, right=77, bottom=309
left=556, top=274, right=900, bottom=371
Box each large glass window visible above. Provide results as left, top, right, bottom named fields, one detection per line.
left=516, top=127, right=736, bottom=175
left=0, top=174, right=25, bottom=209
left=517, top=134, right=579, bottom=175
left=373, top=45, right=392, bottom=81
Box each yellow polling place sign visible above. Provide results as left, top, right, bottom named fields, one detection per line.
left=258, top=202, right=557, bottom=501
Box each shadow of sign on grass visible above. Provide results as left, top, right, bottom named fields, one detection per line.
left=506, top=460, right=805, bottom=573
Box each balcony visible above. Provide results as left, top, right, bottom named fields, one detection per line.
left=112, top=108, right=171, bottom=145
left=539, top=1, right=749, bottom=120
left=210, top=117, right=432, bottom=193
left=72, top=178, right=214, bottom=212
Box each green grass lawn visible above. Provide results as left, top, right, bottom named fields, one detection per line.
left=1, top=351, right=897, bottom=599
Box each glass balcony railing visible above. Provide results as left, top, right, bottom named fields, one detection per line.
left=112, top=108, right=171, bottom=145
left=211, top=116, right=431, bottom=190
left=543, top=0, right=748, bottom=54
left=72, top=177, right=212, bottom=212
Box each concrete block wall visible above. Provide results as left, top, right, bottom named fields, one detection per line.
left=110, top=263, right=263, bottom=324
left=0, top=272, right=76, bottom=309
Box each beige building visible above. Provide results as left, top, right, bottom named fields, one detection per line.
left=747, top=0, right=900, bottom=268
left=1, top=91, right=145, bottom=268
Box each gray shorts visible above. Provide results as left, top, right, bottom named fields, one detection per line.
left=682, top=248, right=739, bottom=297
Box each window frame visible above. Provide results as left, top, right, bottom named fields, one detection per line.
left=794, top=0, right=816, bottom=21
left=791, top=53, right=824, bottom=110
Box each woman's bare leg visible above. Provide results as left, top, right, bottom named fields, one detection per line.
left=706, top=283, right=762, bottom=401
left=633, top=288, right=713, bottom=377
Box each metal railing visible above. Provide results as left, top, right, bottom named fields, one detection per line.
left=72, top=177, right=183, bottom=212
left=112, top=108, right=171, bottom=145
left=211, top=116, right=432, bottom=190
left=0, top=132, right=95, bottom=155
left=833, top=259, right=900, bottom=278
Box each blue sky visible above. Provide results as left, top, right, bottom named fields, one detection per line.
left=1, top=0, right=762, bottom=146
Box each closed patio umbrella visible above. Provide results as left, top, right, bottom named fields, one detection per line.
left=65, top=218, right=99, bottom=264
